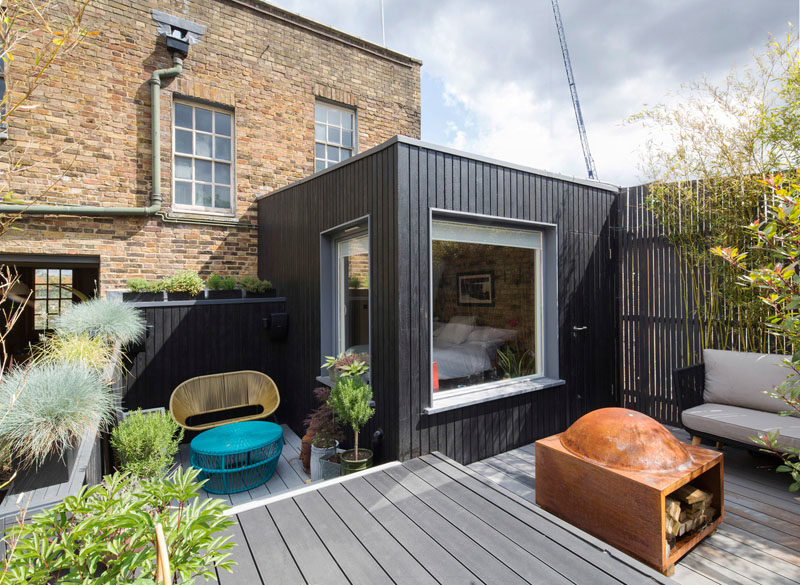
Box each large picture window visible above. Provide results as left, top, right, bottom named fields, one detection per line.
left=431, top=220, right=543, bottom=396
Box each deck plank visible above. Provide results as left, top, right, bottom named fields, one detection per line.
left=237, top=505, right=305, bottom=585
left=216, top=517, right=262, bottom=585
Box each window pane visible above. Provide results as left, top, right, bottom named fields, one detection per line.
left=215, top=112, right=231, bottom=136
left=327, top=146, right=339, bottom=162
left=315, top=124, right=326, bottom=141
left=196, top=134, right=212, bottom=158
left=328, top=126, right=340, bottom=144
left=342, top=112, right=353, bottom=130
left=196, top=108, right=213, bottom=133
left=214, top=186, right=231, bottom=209
left=175, top=156, right=193, bottom=180
left=195, top=159, right=213, bottom=183
left=175, top=181, right=192, bottom=205
left=342, top=130, right=353, bottom=148
left=315, top=160, right=326, bottom=172
left=215, top=162, right=230, bottom=185
left=315, top=103, right=326, bottom=123
left=337, top=234, right=369, bottom=354
left=175, top=129, right=193, bottom=154
left=196, top=183, right=213, bottom=207
left=315, top=143, right=326, bottom=158
left=175, top=103, right=193, bottom=129
left=327, top=108, right=340, bottom=126
left=61, top=269, right=72, bottom=283
left=341, top=149, right=351, bottom=161
left=215, top=137, right=231, bottom=161
left=35, top=269, right=47, bottom=283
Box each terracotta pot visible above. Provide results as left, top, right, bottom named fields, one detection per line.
left=300, top=431, right=314, bottom=474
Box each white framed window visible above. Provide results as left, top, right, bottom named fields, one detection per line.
left=335, top=231, right=370, bottom=355
left=315, top=101, right=356, bottom=172
left=172, top=101, right=234, bottom=214
left=430, top=218, right=551, bottom=408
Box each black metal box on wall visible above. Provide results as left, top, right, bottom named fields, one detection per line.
left=257, top=136, right=620, bottom=464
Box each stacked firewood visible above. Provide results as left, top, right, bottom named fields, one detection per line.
left=665, top=484, right=716, bottom=543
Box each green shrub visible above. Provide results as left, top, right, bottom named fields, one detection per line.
left=207, top=273, right=237, bottom=291
left=164, top=270, right=204, bottom=296
left=53, top=298, right=146, bottom=345
left=33, top=332, right=116, bottom=372
left=238, top=274, right=273, bottom=294
left=328, top=375, right=374, bottom=459
left=111, top=409, right=183, bottom=479
left=126, top=277, right=164, bottom=293
left=2, top=467, right=235, bottom=583
left=0, top=363, right=115, bottom=467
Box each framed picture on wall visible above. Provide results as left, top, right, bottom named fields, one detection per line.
left=457, top=271, right=495, bottom=306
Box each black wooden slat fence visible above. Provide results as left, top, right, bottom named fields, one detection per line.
left=122, top=299, right=287, bottom=414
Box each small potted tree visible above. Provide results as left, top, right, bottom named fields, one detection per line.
left=164, top=270, right=204, bottom=301
left=206, top=274, right=241, bottom=300
left=239, top=275, right=276, bottom=298
left=328, top=375, right=375, bottom=475
left=123, top=278, right=164, bottom=302
left=302, top=386, right=343, bottom=480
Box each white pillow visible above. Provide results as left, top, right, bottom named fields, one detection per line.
left=437, top=322, right=473, bottom=345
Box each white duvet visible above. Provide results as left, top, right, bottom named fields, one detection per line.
left=433, top=340, right=494, bottom=380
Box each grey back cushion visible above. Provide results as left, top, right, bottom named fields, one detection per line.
left=703, top=349, right=791, bottom=414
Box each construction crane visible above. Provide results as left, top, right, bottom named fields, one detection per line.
left=550, top=0, right=598, bottom=180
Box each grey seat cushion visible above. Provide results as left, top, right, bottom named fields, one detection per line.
left=682, top=403, right=800, bottom=452
left=703, top=349, right=791, bottom=414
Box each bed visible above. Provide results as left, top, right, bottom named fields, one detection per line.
left=433, top=318, right=517, bottom=380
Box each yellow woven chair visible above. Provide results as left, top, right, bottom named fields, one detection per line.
left=169, top=370, right=280, bottom=432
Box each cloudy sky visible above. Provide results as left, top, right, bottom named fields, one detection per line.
left=270, top=0, right=796, bottom=186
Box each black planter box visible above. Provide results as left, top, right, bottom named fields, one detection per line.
left=167, top=291, right=201, bottom=301
left=122, top=291, right=164, bottom=302
left=244, top=288, right=277, bottom=298
left=206, top=289, right=242, bottom=299
left=13, top=443, right=77, bottom=492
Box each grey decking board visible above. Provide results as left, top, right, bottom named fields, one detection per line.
left=384, top=462, right=576, bottom=585
left=679, top=552, right=761, bottom=585
left=403, top=457, right=616, bottom=585
left=421, top=453, right=671, bottom=585
left=317, top=481, right=440, bottom=585
left=703, top=532, right=800, bottom=584
left=716, top=523, right=800, bottom=567
left=723, top=512, right=800, bottom=552
left=671, top=563, right=723, bottom=585
left=723, top=499, right=800, bottom=538
left=364, top=468, right=529, bottom=585
left=466, top=459, right=535, bottom=501
left=292, top=489, right=394, bottom=585
left=724, top=491, right=800, bottom=527
left=217, top=517, right=263, bottom=585
left=687, top=546, right=769, bottom=585
left=237, top=505, right=304, bottom=585
left=343, top=475, right=484, bottom=584
left=267, top=496, right=349, bottom=585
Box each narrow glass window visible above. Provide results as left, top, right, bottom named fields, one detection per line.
left=336, top=233, right=369, bottom=354
left=33, top=268, right=73, bottom=331
left=172, top=101, right=235, bottom=213
left=315, top=101, right=356, bottom=171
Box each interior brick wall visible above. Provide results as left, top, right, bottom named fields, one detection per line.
left=1, top=0, right=421, bottom=292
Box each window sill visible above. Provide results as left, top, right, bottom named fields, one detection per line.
left=423, top=376, right=565, bottom=415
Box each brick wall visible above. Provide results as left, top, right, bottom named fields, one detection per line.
left=1, top=0, right=421, bottom=292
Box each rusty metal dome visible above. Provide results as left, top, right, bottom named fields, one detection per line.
left=559, top=407, right=692, bottom=472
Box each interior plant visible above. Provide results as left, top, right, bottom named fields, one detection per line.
left=327, top=374, right=375, bottom=475
left=496, top=342, right=535, bottom=379
left=711, top=173, right=800, bottom=497
left=111, top=409, right=184, bottom=480
left=1, top=466, right=235, bottom=584
left=163, top=270, right=204, bottom=300
left=239, top=274, right=275, bottom=297
left=206, top=273, right=240, bottom=299
left=124, top=277, right=165, bottom=302
left=0, top=362, right=115, bottom=468
left=53, top=297, right=146, bottom=346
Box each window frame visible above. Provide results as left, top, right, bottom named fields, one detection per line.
left=171, top=99, right=236, bottom=216
left=320, top=217, right=371, bottom=376
left=426, top=209, right=562, bottom=413
left=33, top=268, right=74, bottom=332
left=314, top=100, right=357, bottom=172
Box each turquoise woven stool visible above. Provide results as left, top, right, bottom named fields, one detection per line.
left=190, top=421, right=283, bottom=494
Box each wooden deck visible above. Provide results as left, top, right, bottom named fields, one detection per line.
left=467, top=429, right=800, bottom=585
left=176, top=424, right=314, bottom=506
left=205, top=452, right=674, bottom=585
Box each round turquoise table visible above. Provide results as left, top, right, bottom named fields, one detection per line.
left=190, top=421, right=283, bottom=494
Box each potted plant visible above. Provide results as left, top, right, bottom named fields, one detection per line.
left=206, top=274, right=241, bottom=300
left=322, top=352, right=370, bottom=382
left=122, top=277, right=164, bottom=302
left=328, top=375, right=375, bottom=475
left=302, top=387, right=343, bottom=480
left=164, top=270, right=204, bottom=301
left=239, top=275, right=276, bottom=298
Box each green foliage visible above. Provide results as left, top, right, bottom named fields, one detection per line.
left=127, top=277, right=164, bottom=293
left=0, top=363, right=115, bottom=467
left=32, top=332, right=116, bottom=372
left=304, top=386, right=343, bottom=449
left=327, top=375, right=374, bottom=458
left=53, top=298, right=146, bottom=346
left=496, top=342, right=535, bottom=378
left=206, top=273, right=236, bottom=291
left=238, top=275, right=273, bottom=294
left=712, top=174, right=800, bottom=498
left=1, top=467, right=235, bottom=584
left=163, top=270, right=204, bottom=296
left=111, top=409, right=183, bottom=480
left=322, top=352, right=369, bottom=380
left=629, top=35, right=799, bottom=354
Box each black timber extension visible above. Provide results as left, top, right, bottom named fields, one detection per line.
left=257, top=136, right=620, bottom=464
